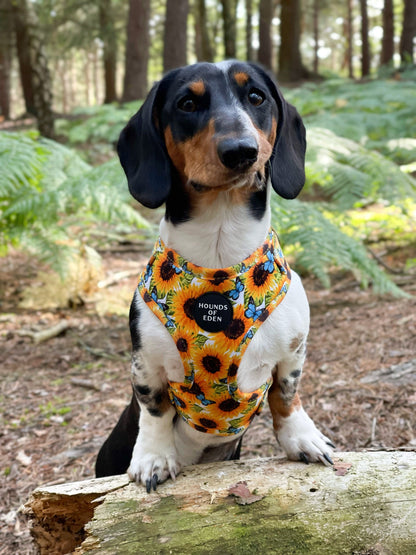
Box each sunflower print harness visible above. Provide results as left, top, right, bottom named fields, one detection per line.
left=138, top=229, right=291, bottom=436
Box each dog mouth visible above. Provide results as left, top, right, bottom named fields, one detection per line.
left=189, top=170, right=265, bottom=194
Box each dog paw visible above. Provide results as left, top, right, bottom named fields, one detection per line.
left=276, top=407, right=334, bottom=466
left=128, top=445, right=181, bottom=492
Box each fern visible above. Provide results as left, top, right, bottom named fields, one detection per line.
left=56, top=101, right=142, bottom=145
left=271, top=198, right=407, bottom=297
left=0, top=131, right=150, bottom=273
left=306, top=128, right=416, bottom=210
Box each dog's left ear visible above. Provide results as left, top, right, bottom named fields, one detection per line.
left=252, top=65, right=306, bottom=199
left=117, top=70, right=179, bottom=208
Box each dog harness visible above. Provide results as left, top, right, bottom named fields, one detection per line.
left=138, top=229, right=291, bottom=436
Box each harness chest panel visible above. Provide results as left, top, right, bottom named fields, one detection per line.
left=138, top=229, right=291, bottom=436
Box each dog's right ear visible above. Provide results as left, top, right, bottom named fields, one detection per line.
left=117, top=73, right=177, bottom=209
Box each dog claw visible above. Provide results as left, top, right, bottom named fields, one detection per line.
left=145, top=479, right=152, bottom=494
left=152, top=473, right=158, bottom=491
left=324, top=453, right=334, bottom=465
left=299, top=452, right=309, bottom=464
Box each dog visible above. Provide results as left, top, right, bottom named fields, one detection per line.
left=95, top=61, right=334, bottom=492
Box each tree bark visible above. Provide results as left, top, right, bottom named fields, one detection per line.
left=258, top=0, right=273, bottom=70
left=0, top=0, right=12, bottom=119
left=23, top=452, right=416, bottom=555
left=99, top=0, right=117, bottom=103
left=359, top=0, right=371, bottom=76
left=380, top=0, right=394, bottom=66
left=13, top=0, right=36, bottom=115
left=122, top=0, right=151, bottom=102
left=245, top=0, right=254, bottom=61
left=194, top=0, right=214, bottom=62
left=278, top=0, right=309, bottom=82
left=400, top=0, right=416, bottom=64
left=313, top=0, right=320, bottom=74
left=12, top=0, right=54, bottom=137
left=221, top=0, right=237, bottom=59
left=163, top=0, right=189, bottom=72
left=345, top=0, right=354, bottom=78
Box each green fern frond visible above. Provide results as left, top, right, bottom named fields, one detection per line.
left=0, top=131, right=150, bottom=275
left=271, top=198, right=407, bottom=297
left=306, top=128, right=416, bottom=210
left=56, top=101, right=142, bottom=145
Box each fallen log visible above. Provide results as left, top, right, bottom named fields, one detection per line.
left=22, top=451, right=416, bottom=554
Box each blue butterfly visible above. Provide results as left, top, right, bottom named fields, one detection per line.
left=245, top=297, right=263, bottom=322
left=151, top=287, right=168, bottom=312
left=196, top=393, right=215, bottom=406
left=263, top=250, right=275, bottom=273
left=226, top=426, right=244, bottom=435
left=165, top=316, right=175, bottom=329
left=143, top=263, right=153, bottom=282
left=242, top=328, right=254, bottom=342
left=181, top=262, right=192, bottom=275
left=227, top=277, right=244, bottom=300
left=170, top=262, right=183, bottom=275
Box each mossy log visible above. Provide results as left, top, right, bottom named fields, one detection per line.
left=23, top=451, right=416, bottom=554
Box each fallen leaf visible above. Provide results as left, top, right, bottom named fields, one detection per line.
left=228, top=481, right=264, bottom=505
left=16, top=450, right=32, bottom=467
left=333, top=461, right=352, bottom=476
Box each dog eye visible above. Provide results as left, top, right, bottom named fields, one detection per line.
left=248, top=88, right=265, bottom=106
left=178, top=96, right=197, bottom=113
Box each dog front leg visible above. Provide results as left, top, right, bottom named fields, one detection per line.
left=128, top=353, right=180, bottom=492
left=269, top=350, right=335, bottom=466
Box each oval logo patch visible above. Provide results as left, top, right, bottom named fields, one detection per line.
left=193, top=292, right=233, bottom=332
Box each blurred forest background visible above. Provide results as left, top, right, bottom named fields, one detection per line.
left=0, top=0, right=415, bottom=294
left=0, top=0, right=415, bottom=293
left=1, top=3, right=416, bottom=552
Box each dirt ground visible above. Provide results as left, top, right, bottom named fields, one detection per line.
left=1, top=242, right=415, bottom=554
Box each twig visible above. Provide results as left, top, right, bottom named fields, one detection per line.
left=17, top=321, right=71, bottom=344
left=366, top=246, right=405, bottom=275
left=98, top=270, right=138, bottom=289
left=70, top=378, right=102, bottom=392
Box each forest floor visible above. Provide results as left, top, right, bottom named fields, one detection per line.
left=1, top=241, right=415, bottom=554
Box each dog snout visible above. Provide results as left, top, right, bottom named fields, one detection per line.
left=217, top=137, right=258, bottom=171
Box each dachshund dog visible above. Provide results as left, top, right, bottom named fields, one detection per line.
left=96, top=61, right=334, bottom=492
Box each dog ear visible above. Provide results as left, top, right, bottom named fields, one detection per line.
left=251, top=65, right=306, bottom=199
left=117, top=73, right=177, bottom=208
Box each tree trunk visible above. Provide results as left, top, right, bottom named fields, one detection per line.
left=313, top=0, right=319, bottom=74
left=345, top=0, right=354, bottom=78
left=13, top=0, right=36, bottom=115
left=163, top=0, right=189, bottom=72
left=99, top=0, right=117, bottom=103
left=23, top=452, right=416, bottom=555
left=359, top=0, right=371, bottom=76
left=245, top=0, right=254, bottom=61
left=380, top=0, right=394, bottom=66
left=221, top=0, right=237, bottom=59
left=122, top=0, right=151, bottom=102
left=400, top=0, right=416, bottom=64
left=278, top=0, right=309, bottom=82
left=12, top=0, right=54, bottom=137
left=258, top=0, right=273, bottom=70
left=0, top=0, right=12, bottom=119
left=194, top=0, right=214, bottom=62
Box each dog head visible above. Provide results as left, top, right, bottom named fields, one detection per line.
left=118, top=61, right=306, bottom=213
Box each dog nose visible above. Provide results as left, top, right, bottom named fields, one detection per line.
left=217, top=138, right=258, bottom=170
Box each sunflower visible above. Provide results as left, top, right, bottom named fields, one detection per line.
left=153, top=249, right=183, bottom=296
left=214, top=304, right=251, bottom=355
left=169, top=283, right=210, bottom=335
left=192, top=343, right=232, bottom=388
left=245, top=261, right=276, bottom=300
